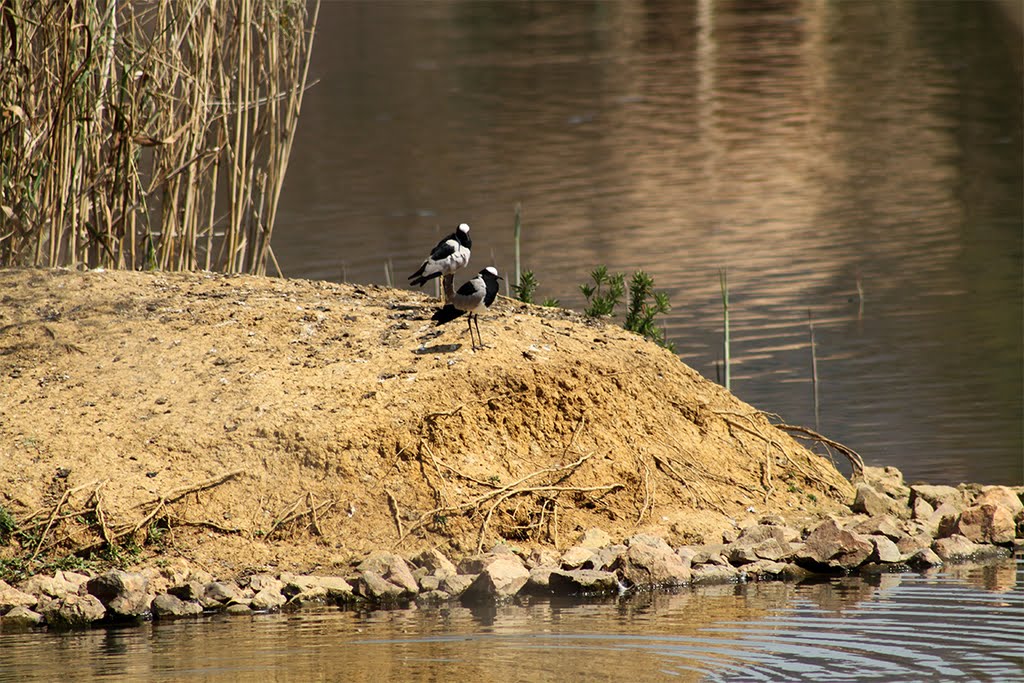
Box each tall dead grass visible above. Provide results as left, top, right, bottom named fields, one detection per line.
left=0, top=0, right=319, bottom=274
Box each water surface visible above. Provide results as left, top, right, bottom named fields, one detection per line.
left=273, top=0, right=1022, bottom=486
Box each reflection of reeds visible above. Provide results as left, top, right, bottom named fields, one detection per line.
left=0, top=0, right=319, bottom=274
left=808, top=309, right=820, bottom=429
left=719, top=268, right=731, bottom=390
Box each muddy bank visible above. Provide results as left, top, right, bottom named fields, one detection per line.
left=0, top=268, right=1021, bottom=629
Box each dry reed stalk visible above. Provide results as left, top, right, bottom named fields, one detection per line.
left=0, top=0, right=319, bottom=275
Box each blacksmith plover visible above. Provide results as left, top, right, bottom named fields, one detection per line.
left=432, top=266, right=502, bottom=350
left=408, top=223, right=472, bottom=302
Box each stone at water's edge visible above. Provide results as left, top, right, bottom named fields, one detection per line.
left=1, top=605, right=44, bottom=628
left=460, top=557, right=530, bottom=601
left=411, top=548, right=458, bottom=578
left=796, top=519, right=873, bottom=569
left=0, top=580, right=38, bottom=612
left=39, top=594, right=106, bottom=629
left=86, top=570, right=150, bottom=619
left=151, top=593, right=204, bottom=619
left=614, top=538, right=692, bottom=587
left=952, top=504, right=1016, bottom=545
left=357, top=553, right=420, bottom=595
left=853, top=483, right=908, bottom=519
left=548, top=569, right=621, bottom=595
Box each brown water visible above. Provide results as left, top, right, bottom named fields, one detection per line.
left=273, top=0, right=1022, bottom=487
left=1, top=558, right=1021, bottom=682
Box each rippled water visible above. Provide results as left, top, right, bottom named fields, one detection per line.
left=273, top=0, right=1022, bottom=486
left=1, top=557, right=1021, bottom=682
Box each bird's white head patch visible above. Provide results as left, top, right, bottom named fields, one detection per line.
left=484, top=266, right=498, bottom=276
left=458, top=223, right=470, bottom=233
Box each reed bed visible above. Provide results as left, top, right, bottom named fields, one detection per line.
left=0, top=0, right=319, bottom=274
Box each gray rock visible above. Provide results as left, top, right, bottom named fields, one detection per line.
left=690, top=545, right=730, bottom=566
left=168, top=581, right=205, bottom=602
left=625, top=534, right=675, bottom=553
left=282, top=574, right=354, bottom=604
left=559, top=545, right=596, bottom=569
left=896, top=533, right=932, bottom=561
left=40, top=594, right=106, bottom=629
left=577, top=528, right=613, bottom=549
left=411, top=548, right=458, bottom=578
left=18, top=575, right=71, bottom=601
left=250, top=587, right=287, bottom=611
left=741, top=560, right=790, bottom=580
left=357, top=552, right=419, bottom=594
left=418, top=575, right=442, bottom=592
left=910, top=484, right=965, bottom=511
left=247, top=573, right=284, bottom=594
left=734, top=523, right=791, bottom=546
left=583, top=544, right=626, bottom=571
left=932, top=534, right=983, bottom=560
left=86, top=570, right=150, bottom=618
left=0, top=580, right=38, bottom=611
left=458, top=553, right=507, bottom=574
left=871, top=535, right=903, bottom=564
left=460, top=557, right=530, bottom=602
left=416, top=590, right=452, bottom=603
left=2, top=605, right=44, bottom=628
left=204, top=581, right=244, bottom=605
left=356, top=571, right=409, bottom=601
left=309, top=576, right=354, bottom=600
left=952, top=504, right=1016, bottom=544
left=548, top=570, right=620, bottom=595
left=852, top=483, right=906, bottom=519
left=151, top=593, right=204, bottom=618
left=613, top=542, right=691, bottom=588
left=930, top=502, right=963, bottom=537
left=524, top=548, right=560, bottom=569
left=440, top=573, right=476, bottom=598
left=862, top=465, right=911, bottom=502
left=796, top=519, right=873, bottom=569
left=225, top=603, right=252, bottom=616
left=522, top=566, right=556, bottom=593
left=908, top=547, right=943, bottom=567
left=690, top=564, right=743, bottom=585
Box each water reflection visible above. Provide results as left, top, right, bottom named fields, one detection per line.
left=1, top=558, right=1021, bottom=682
left=273, top=0, right=1021, bottom=486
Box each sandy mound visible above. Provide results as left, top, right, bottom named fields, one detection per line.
left=0, top=268, right=854, bottom=576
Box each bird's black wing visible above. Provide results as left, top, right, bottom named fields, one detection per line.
left=455, top=277, right=483, bottom=297
left=428, top=236, right=458, bottom=261
left=483, top=276, right=500, bottom=307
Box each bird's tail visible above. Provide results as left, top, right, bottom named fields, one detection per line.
left=408, top=266, right=439, bottom=288
left=432, top=304, right=466, bottom=325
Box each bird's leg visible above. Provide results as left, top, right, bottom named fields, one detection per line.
left=474, top=315, right=484, bottom=349
left=466, top=315, right=476, bottom=350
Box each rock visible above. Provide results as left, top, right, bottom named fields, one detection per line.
left=250, top=587, right=287, bottom=611
left=625, top=534, right=675, bottom=554
left=225, top=603, right=252, bottom=616
left=357, top=571, right=409, bottom=601
left=690, top=564, right=743, bottom=585
left=86, top=570, right=150, bottom=619
left=0, top=580, right=38, bottom=611
left=18, top=575, right=72, bottom=601
left=440, top=573, right=475, bottom=598
left=613, top=541, right=691, bottom=588
left=168, top=581, right=206, bottom=602
left=356, top=553, right=418, bottom=595
left=418, top=575, right=441, bottom=592
left=953, top=504, right=1016, bottom=544
left=247, top=573, right=284, bottom=594
left=910, top=484, right=965, bottom=511
left=577, top=528, right=613, bottom=549
left=460, top=557, right=530, bottom=602
left=862, top=465, right=910, bottom=502
left=525, top=548, right=560, bottom=569
left=908, top=547, right=943, bottom=567
left=458, top=553, right=508, bottom=574
left=926, top=502, right=962, bottom=537
left=871, top=536, right=902, bottom=564
left=911, top=496, right=935, bottom=522
left=796, top=519, right=873, bottom=569
left=734, top=523, right=791, bottom=545
left=2, top=605, right=43, bottom=628
left=690, top=545, right=730, bottom=566
left=284, top=574, right=355, bottom=604
left=40, top=594, right=106, bottom=629
left=932, top=534, right=984, bottom=560
left=204, top=581, right=244, bottom=605
left=741, top=560, right=790, bottom=580
left=852, top=483, right=905, bottom=519
left=975, top=486, right=1024, bottom=514
left=522, top=566, right=556, bottom=593
left=548, top=570, right=620, bottom=596
left=850, top=515, right=907, bottom=542
left=583, top=544, right=626, bottom=572
left=559, top=545, right=596, bottom=569
left=151, top=593, right=204, bottom=618
left=896, top=533, right=932, bottom=561
left=411, top=548, right=458, bottom=578
left=416, top=590, right=452, bottom=603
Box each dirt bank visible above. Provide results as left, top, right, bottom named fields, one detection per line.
left=0, top=268, right=854, bottom=577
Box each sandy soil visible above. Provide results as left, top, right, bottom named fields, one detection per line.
left=0, top=268, right=854, bottom=577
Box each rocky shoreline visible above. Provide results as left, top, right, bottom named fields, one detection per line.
left=2, top=467, right=1021, bottom=631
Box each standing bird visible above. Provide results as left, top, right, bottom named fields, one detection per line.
left=432, top=266, right=502, bottom=350
left=408, top=223, right=472, bottom=302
